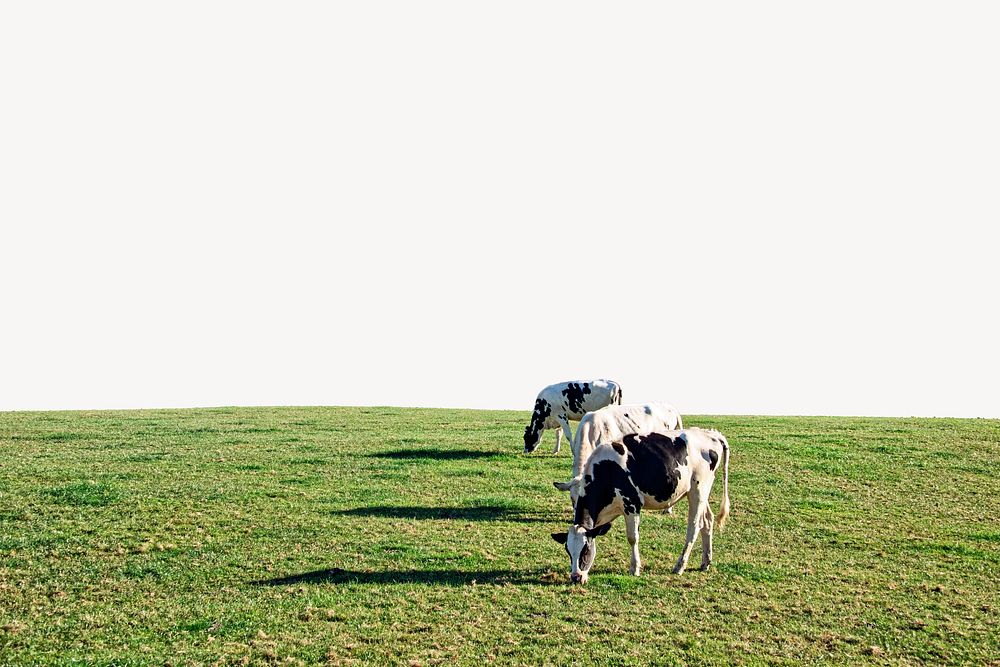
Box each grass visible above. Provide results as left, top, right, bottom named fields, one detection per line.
left=0, top=407, right=998, bottom=665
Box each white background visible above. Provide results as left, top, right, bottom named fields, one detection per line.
left=2, top=2, right=998, bottom=416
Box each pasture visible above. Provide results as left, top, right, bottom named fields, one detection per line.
left=1, top=407, right=998, bottom=665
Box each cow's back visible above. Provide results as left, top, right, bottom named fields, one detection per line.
left=620, top=431, right=692, bottom=509
left=541, top=379, right=619, bottom=419
left=593, top=402, right=681, bottom=442
left=579, top=431, right=692, bottom=516
left=570, top=403, right=682, bottom=480
left=623, top=428, right=724, bottom=509
left=577, top=379, right=620, bottom=414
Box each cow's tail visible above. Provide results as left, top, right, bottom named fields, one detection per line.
left=716, top=436, right=731, bottom=530
left=615, top=383, right=623, bottom=405
left=674, top=407, right=683, bottom=430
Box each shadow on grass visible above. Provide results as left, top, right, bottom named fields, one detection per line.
left=330, top=505, right=555, bottom=523
left=366, top=448, right=505, bottom=460
left=252, top=567, right=552, bottom=587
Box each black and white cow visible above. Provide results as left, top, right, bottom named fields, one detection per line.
left=523, top=379, right=622, bottom=454
left=551, top=428, right=730, bottom=583
left=552, top=402, right=683, bottom=506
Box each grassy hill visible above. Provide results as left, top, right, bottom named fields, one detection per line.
left=1, top=407, right=998, bottom=665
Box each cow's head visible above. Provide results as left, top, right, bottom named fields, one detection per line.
left=551, top=522, right=611, bottom=584
left=523, top=398, right=551, bottom=453
left=553, top=475, right=584, bottom=507
left=523, top=424, right=543, bottom=453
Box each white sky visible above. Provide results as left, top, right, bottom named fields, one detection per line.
left=2, top=2, right=998, bottom=417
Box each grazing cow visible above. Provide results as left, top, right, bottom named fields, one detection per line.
left=551, top=428, right=730, bottom=582
left=523, top=379, right=622, bottom=454
left=552, top=402, right=683, bottom=505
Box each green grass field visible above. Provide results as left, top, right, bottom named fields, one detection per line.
left=1, top=407, right=998, bottom=666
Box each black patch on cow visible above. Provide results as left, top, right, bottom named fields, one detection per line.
left=621, top=493, right=641, bottom=516
left=524, top=398, right=551, bottom=447
left=621, top=432, right=689, bottom=505
left=561, top=382, right=592, bottom=414
left=578, top=539, right=594, bottom=571
left=611, top=442, right=626, bottom=456
left=585, top=523, right=612, bottom=539
left=575, top=459, right=642, bottom=528
left=707, top=449, right=719, bottom=471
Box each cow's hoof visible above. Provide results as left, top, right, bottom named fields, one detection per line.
left=700, top=563, right=711, bottom=572
left=672, top=565, right=686, bottom=575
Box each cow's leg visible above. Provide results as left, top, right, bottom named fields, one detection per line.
left=554, top=415, right=572, bottom=454
left=700, top=504, right=715, bottom=571
left=672, top=496, right=700, bottom=575
left=625, top=513, right=641, bottom=576
left=673, top=481, right=709, bottom=575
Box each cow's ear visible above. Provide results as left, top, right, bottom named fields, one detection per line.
left=551, top=532, right=568, bottom=544
left=554, top=475, right=582, bottom=493
left=586, top=523, right=612, bottom=538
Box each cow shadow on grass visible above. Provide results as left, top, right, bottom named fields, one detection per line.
left=252, top=567, right=554, bottom=587
left=330, top=505, right=556, bottom=523
left=365, top=448, right=505, bottom=460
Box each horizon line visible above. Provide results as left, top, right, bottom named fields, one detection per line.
left=1, top=402, right=997, bottom=420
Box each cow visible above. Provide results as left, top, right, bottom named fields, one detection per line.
left=523, top=379, right=622, bottom=454
left=550, top=428, right=730, bottom=583
left=552, top=402, right=683, bottom=506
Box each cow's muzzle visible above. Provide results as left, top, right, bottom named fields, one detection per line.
left=570, top=572, right=587, bottom=584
